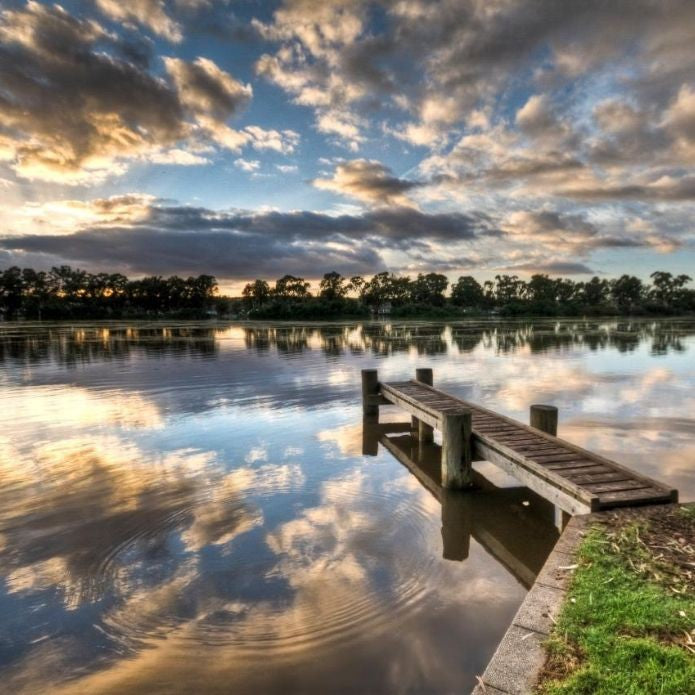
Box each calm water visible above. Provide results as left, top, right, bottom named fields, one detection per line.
left=0, top=319, right=693, bottom=694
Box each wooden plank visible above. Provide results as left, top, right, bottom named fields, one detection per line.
left=473, top=438, right=595, bottom=514
left=529, top=452, right=594, bottom=463
left=562, top=465, right=616, bottom=477
left=544, top=460, right=602, bottom=471
left=584, top=480, right=652, bottom=494
left=565, top=471, right=633, bottom=485
left=597, top=487, right=675, bottom=508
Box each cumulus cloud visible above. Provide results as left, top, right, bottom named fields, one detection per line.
left=313, top=159, right=421, bottom=207
left=94, top=0, right=183, bottom=41
left=0, top=3, right=296, bottom=183
left=165, top=56, right=252, bottom=121
left=499, top=209, right=681, bottom=260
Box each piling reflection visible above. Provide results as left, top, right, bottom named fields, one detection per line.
left=362, top=420, right=559, bottom=586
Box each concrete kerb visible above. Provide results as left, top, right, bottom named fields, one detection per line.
left=471, top=514, right=590, bottom=695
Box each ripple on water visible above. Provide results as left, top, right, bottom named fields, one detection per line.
left=165, top=473, right=447, bottom=657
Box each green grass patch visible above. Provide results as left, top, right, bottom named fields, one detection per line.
left=537, top=506, right=695, bottom=694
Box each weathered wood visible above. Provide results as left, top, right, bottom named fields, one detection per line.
left=361, top=369, right=379, bottom=416
left=530, top=404, right=558, bottom=437
left=414, top=368, right=434, bottom=443
left=375, top=375, right=677, bottom=511
left=473, top=437, right=597, bottom=514
left=439, top=409, right=474, bottom=488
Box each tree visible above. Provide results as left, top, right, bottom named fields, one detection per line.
left=347, top=276, right=365, bottom=297
left=526, top=274, right=556, bottom=304
left=242, top=279, right=271, bottom=308
left=20, top=268, right=50, bottom=319
left=649, top=271, right=692, bottom=307
left=580, top=277, right=609, bottom=306
left=494, top=274, right=525, bottom=304
left=187, top=274, right=217, bottom=308
left=611, top=275, right=644, bottom=312
left=410, top=273, right=448, bottom=306
left=451, top=276, right=484, bottom=307
left=0, top=267, right=24, bottom=318
left=274, top=275, right=311, bottom=299
left=319, top=271, right=347, bottom=300
left=361, top=272, right=412, bottom=306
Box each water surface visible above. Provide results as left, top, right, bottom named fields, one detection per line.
left=0, top=319, right=693, bottom=694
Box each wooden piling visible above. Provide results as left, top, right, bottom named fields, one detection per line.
left=441, top=409, right=472, bottom=489
left=531, top=404, right=562, bottom=528
left=530, top=404, right=558, bottom=437
left=413, top=368, right=434, bottom=443
left=361, top=369, right=379, bottom=417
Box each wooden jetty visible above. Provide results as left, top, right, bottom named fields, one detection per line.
left=361, top=368, right=678, bottom=514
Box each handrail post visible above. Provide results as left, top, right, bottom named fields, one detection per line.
left=361, top=369, right=379, bottom=418
left=413, top=367, right=434, bottom=442
left=441, top=408, right=472, bottom=488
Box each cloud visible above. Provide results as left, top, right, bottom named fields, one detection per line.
left=503, top=261, right=596, bottom=275
left=559, top=174, right=695, bottom=201
left=234, top=158, right=260, bottom=172
left=313, top=159, right=421, bottom=207
left=499, top=209, right=681, bottom=262
left=0, top=197, right=495, bottom=278
left=0, top=3, right=186, bottom=182
left=95, top=0, right=183, bottom=41
left=165, top=57, right=252, bottom=121
left=0, top=3, right=295, bottom=183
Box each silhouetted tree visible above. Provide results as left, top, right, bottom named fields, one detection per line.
left=319, top=271, right=347, bottom=300
left=274, top=275, right=311, bottom=299
left=242, top=279, right=271, bottom=308
left=411, top=273, right=449, bottom=306
left=611, top=275, right=644, bottom=313
left=451, top=276, right=484, bottom=308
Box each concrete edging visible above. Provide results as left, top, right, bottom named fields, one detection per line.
left=471, top=514, right=590, bottom=695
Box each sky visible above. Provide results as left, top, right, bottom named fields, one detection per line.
left=0, top=0, right=694, bottom=293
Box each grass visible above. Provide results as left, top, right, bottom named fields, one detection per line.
left=537, top=505, right=695, bottom=695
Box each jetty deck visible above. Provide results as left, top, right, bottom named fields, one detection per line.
left=362, top=369, right=677, bottom=515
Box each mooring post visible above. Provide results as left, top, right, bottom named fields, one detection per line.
left=441, top=409, right=472, bottom=489
left=361, top=369, right=380, bottom=418
left=413, top=367, right=434, bottom=443
left=530, top=404, right=558, bottom=437
left=530, top=404, right=566, bottom=528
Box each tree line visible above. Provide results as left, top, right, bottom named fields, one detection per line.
left=1, top=265, right=693, bottom=320
left=242, top=270, right=694, bottom=318
left=0, top=266, right=218, bottom=319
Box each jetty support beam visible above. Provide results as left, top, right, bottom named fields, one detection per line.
left=530, top=404, right=558, bottom=437
left=441, top=408, right=472, bottom=489
left=413, top=368, right=434, bottom=443
left=530, top=404, right=566, bottom=529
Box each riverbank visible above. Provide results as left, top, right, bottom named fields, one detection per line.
left=537, top=504, right=694, bottom=694
left=474, top=504, right=694, bottom=694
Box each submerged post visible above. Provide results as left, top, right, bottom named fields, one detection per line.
left=441, top=408, right=472, bottom=489
left=530, top=404, right=558, bottom=437
left=413, top=367, right=434, bottom=443
left=361, top=369, right=379, bottom=417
